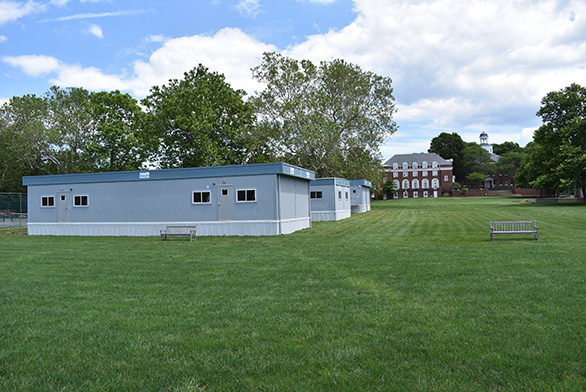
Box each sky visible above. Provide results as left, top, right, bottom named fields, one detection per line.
left=1, top=0, right=585, bottom=161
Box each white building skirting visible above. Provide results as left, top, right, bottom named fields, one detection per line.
left=27, top=218, right=311, bottom=237
left=311, top=209, right=351, bottom=222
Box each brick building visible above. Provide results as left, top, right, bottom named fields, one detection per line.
left=382, top=153, right=454, bottom=198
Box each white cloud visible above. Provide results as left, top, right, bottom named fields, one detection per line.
left=235, top=0, right=261, bottom=18
left=286, top=0, right=586, bottom=132
left=0, top=35, right=7, bottom=43
left=42, top=9, right=149, bottom=22
left=2, top=28, right=275, bottom=98
left=0, top=0, right=46, bottom=25
left=88, top=24, right=103, bottom=38
left=2, top=55, right=61, bottom=76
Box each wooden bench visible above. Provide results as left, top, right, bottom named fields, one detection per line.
left=490, top=221, right=538, bottom=240
left=160, top=225, right=197, bottom=241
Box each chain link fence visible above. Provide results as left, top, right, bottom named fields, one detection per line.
left=0, top=193, right=27, bottom=228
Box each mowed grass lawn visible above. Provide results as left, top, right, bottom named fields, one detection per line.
left=1, top=197, right=585, bottom=391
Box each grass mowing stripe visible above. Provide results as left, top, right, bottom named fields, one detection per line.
left=1, top=197, right=585, bottom=391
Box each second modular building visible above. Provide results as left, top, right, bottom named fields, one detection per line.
left=309, top=178, right=351, bottom=221
left=23, top=162, right=315, bottom=236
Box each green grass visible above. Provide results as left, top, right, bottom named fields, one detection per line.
left=1, top=197, right=585, bottom=391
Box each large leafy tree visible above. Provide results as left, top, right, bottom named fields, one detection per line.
left=428, top=132, right=466, bottom=181
left=0, top=95, right=51, bottom=191
left=87, top=90, right=146, bottom=172
left=142, top=65, right=255, bottom=168
left=45, top=86, right=97, bottom=173
left=251, top=52, right=397, bottom=183
left=518, top=83, right=586, bottom=201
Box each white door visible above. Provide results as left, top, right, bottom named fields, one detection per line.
left=217, top=186, right=233, bottom=221
left=57, top=192, right=69, bottom=222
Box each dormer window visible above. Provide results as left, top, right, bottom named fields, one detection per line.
left=402, top=162, right=408, bottom=169
left=422, top=161, right=428, bottom=168
left=413, top=162, right=418, bottom=169
left=393, top=163, right=399, bottom=170
left=432, top=161, right=438, bottom=168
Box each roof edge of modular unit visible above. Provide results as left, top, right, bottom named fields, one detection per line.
left=23, top=162, right=315, bottom=186
left=349, top=179, right=372, bottom=188
left=311, top=177, right=351, bottom=187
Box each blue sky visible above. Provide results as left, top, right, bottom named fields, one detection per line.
left=2, top=0, right=585, bottom=161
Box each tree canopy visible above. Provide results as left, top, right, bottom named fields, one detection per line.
left=428, top=132, right=466, bottom=181
left=517, top=83, right=586, bottom=200
left=141, top=65, right=255, bottom=169
left=251, top=52, right=397, bottom=183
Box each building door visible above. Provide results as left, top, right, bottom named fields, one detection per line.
left=433, top=190, right=438, bottom=198
left=57, top=192, right=69, bottom=222
left=217, top=185, right=233, bottom=221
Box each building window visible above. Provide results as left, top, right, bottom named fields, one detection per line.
left=444, top=175, right=448, bottom=181
left=422, top=171, right=428, bottom=177
left=412, top=179, right=419, bottom=189
left=403, top=190, right=409, bottom=198
left=413, top=191, right=418, bottom=198
left=345, top=192, right=349, bottom=200
left=393, top=180, right=400, bottom=190
left=422, top=179, right=429, bottom=189
left=221, top=188, right=229, bottom=196
left=310, top=191, right=323, bottom=199
left=402, top=180, right=409, bottom=189
left=393, top=172, right=398, bottom=177
left=432, top=179, right=439, bottom=189
left=433, top=170, right=438, bottom=176
left=402, top=162, right=408, bottom=169
left=413, top=162, right=418, bottom=169
left=422, top=161, right=428, bottom=168
left=41, top=196, right=55, bottom=208
left=423, top=191, right=429, bottom=198
left=338, top=191, right=342, bottom=200
left=237, top=189, right=256, bottom=202
left=432, top=161, right=438, bottom=168
left=403, top=171, right=408, bottom=177
left=413, top=171, right=418, bottom=177
left=73, top=195, right=89, bottom=207
left=193, top=191, right=211, bottom=204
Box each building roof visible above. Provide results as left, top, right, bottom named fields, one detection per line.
left=311, top=177, right=350, bottom=187
left=383, top=152, right=451, bottom=167
left=23, top=162, right=315, bottom=186
left=349, top=179, right=372, bottom=188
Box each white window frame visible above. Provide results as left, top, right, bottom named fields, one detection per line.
left=403, top=171, right=408, bottom=177
left=41, top=196, right=55, bottom=208
left=393, top=172, right=398, bottom=177
left=422, top=179, right=430, bottom=189
left=412, top=179, right=419, bottom=189
left=422, top=161, right=428, bottom=168
left=338, top=191, right=342, bottom=200
left=433, top=170, right=438, bottom=177
left=444, top=175, right=448, bottom=181
left=432, top=161, right=438, bottom=168
left=345, top=191, right=349, bottom=200
left=192, top=190, right=212, bottom=204
left=393, top=163, right=399, bottom=170
left=413, top=191, right=418, bottom=198
left=237, top=188, right=256, bottom=203
left=73, top=195, right=89, bottom=207
left=402, top=162, right=408, bottom=169
left=402, top=180, right=409, bottom=189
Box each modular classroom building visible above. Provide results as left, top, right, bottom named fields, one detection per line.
left=23, top=162, right=315, bottom=237
left=309, top=178, right=351, bottom=221
left=350, top=180, right=372, bottom=213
